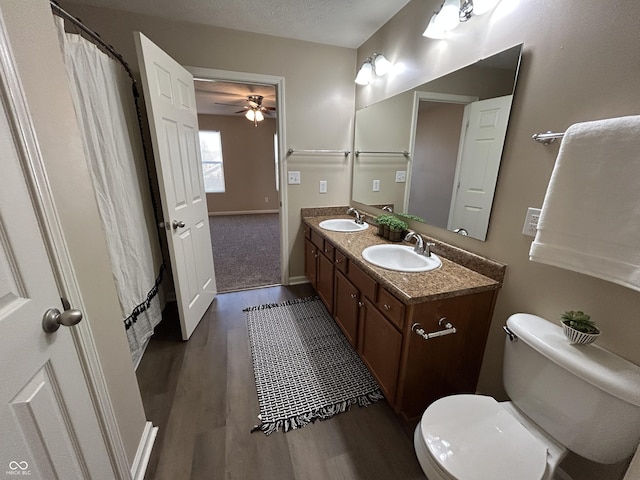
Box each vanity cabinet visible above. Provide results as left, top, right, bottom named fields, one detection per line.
left=303, top=221, right=501, bottom=423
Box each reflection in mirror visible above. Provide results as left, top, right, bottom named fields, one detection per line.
left=352, top=44, right=522, bottom=241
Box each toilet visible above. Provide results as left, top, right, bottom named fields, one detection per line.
left=414, top=313, right=640, bottom=480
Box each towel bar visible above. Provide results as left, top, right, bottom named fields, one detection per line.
left=287, top=148, right=350, bottom=157
left=532, top=131, right=565, bottom=145
left=412, top=318, right=456, bottom=340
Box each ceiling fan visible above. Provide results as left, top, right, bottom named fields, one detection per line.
left=216, top=94, right=276, bottom=127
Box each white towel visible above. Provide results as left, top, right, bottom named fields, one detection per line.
left=529, top=115, right=640, bottom=292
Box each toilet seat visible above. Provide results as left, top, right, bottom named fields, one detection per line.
left=417, top=395, right=549, bottom=480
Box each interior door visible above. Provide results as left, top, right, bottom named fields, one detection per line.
left=0, top=83, right=113, bottom=478
left=134, top=32, right=217, bottom=340
left=448, top=95, right=513, bottom=239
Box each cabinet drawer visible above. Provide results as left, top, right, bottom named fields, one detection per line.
left=334, top=249, right=348, bottom=273
left=377, top=288, right=405, bottom=331
left=321, top=241, right=335, bottom=261
left=348, top=262, right=377, bottom=301
left=310, top=229, right=324, bottom=249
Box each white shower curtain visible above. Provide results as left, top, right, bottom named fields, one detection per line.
left=55, top=18, right=162, bottom=366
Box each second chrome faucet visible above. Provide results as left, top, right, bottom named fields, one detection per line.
left=404, top=230, right=435, bottom=257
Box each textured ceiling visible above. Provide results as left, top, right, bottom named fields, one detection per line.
left=66, top=0, right=412, bottom=48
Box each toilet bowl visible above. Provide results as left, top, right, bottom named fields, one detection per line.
left=414, top=395, right=566, bottom=480
left=413, top=313, right=640, bottom=480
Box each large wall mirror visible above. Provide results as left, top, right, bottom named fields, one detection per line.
left=352, top=44, right=523, bottom=241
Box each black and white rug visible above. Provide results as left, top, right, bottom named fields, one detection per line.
left=243, top=296, right=383, bottom=435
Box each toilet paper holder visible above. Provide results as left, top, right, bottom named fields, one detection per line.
left=412, top=318, right=456, bottom=340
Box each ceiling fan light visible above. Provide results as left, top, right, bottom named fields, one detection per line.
left=245, top=109, right=255, bottom=121
left=471, top=0, right=501, bottom=15
left=254, top=110, right=264, bottom=122
left=355, top=60, right=373, bottom=85
left=372, top=53, right=392, bottom=76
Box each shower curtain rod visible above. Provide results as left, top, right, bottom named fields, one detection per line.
left=50, top=1, right=135, bottom=84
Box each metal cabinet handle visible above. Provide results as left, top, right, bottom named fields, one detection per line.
left=350, top=294, right=357, bottom=299
left=43, top=308, right=83, bottom=333
left=358, top=301, right=364, bottom=307
left=172, top=220, right=185, bottom=229
left=384, top=304, right=391, bottom=310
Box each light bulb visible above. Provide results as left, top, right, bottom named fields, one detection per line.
left=372, top=54, right=392, bottom=76
left=435, top=0, right=461, bottom=32
left=355, top=61, right=373, bottom=85
left=245, top=109, right=255, bottom=121
left=254, top=110, right=264, bottom=122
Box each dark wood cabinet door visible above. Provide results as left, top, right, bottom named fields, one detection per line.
left=359, top=299, right=403, bottom=403
left=333, top=271, right=360, bottom=347
left=304, top=238, right=317, bottom=289
left=317, top=250, right=334, bottom=314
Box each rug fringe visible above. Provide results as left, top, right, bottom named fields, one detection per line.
left=243, top=295, right=320, bottom=312
left=251, top=389, right=384, bottom=435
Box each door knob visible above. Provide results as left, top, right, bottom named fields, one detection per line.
left=172, top=220, right=185, bottom=229
left=42, top=308, right=83, bottom=333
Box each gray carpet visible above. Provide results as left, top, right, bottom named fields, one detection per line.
left=209, top=214, right=281, bottom=293
left=244, top=296, right=383, bottom=435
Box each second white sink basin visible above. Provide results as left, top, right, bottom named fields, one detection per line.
left=362, top=244, right=442, bottom=272
left=319, top=218, right=369, bottom=232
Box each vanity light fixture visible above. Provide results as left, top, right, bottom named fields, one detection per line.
left=355, top=52, right=392, bottom=85
left=423, top=0, right=502, bottom=39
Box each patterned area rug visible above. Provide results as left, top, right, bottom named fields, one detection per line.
left=244, top=296, right=383, bottom=435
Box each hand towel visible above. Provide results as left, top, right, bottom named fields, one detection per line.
left=529, top=115, right=640, bottom=292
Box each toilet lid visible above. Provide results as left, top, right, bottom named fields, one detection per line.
left=420, top=395, right=548, bottom=480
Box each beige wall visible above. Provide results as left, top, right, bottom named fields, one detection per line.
left=2, top=0, right=147, bottom=465
left=61, top=0, right=356, bottom=283
left=198, top=114, right=278, bottom=213
left=357, top=1, right=640, bottom=478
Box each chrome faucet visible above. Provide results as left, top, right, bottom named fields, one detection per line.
left=347, top=207, right=364, bottom=224
left=404, top=231, right=435, bottom=257
left=382, top=205, right=393, bottom=212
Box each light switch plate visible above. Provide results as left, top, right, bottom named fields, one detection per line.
left=395, top=170, right=406, bottom=183
left=522, top=207, right=541, bottom=237
left=288, top=171, right=301, bottom=185
left=372, top=179, right=380, bottom=192
left=319, top=180, right=327, bottom=193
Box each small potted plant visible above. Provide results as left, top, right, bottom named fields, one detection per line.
left=560, top=310, right=600, bottom=345
left=374, top=214, right=409, bottom=241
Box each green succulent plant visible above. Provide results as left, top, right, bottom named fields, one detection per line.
left=375, top=214, right=408, bottom=232
left=561, top=310, right=599, bottom=334
left=396, top=212, right=426, bottom=223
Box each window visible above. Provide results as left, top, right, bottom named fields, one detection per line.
left=199, top=130, right=225, bottom=193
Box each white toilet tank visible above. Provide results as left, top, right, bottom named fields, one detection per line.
left=504, top=313, right=640, bottom=464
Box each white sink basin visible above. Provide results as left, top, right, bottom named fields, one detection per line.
left=362, top=244, right=441, bottom=272
left=319, top=218, right=369, bottom=233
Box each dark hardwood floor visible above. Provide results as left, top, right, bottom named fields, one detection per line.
left=136, top=284, right=426, bottom=480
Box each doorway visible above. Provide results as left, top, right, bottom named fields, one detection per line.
left=191, top=71, right=287, bottom=292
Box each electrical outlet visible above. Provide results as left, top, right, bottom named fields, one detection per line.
left=288, top=171, right=301, bottom=185
left=522, top=207, right=542, bottom=237
left=372, top=179, right=380, bottom=192
left=264, top=196, right=269, bottom=203
left=319, top=180, right=327, bottom=193
left=395, top=170, right=407, bottom=183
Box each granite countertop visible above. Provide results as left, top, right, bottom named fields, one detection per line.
left=303, top=215, right=503, bottom=304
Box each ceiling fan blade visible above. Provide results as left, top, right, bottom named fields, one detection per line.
left=215, top=102, right=246, bottom=107
left=235, top=109, right=247, bottom=114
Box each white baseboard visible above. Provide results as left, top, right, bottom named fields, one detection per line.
left=288, top=275, right=310, bottom=286
left=208, top=210, right=279, bottom=216
left=130, top=421, right=158, bottom=480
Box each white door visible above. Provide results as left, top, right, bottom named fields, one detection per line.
left=134, top=32, right=216, bottom=340
left=0, top=81, right=114, bottom=478
left=448, top=95, right=512, bottom=240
